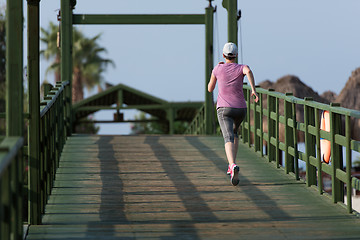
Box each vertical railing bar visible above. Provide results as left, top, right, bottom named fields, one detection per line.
left=10, top=159, right=16, bottom=238
left=253, top=90, right=257, bottom=151
left=292, top=102, right=299, bottom=179
left=275, top=97, right=280, bottom=168
left=247, top=87, right=251, bottom=148
left=330, top=103, right=344, bottom=203
left=1, top=169, right=10, bottom=239
left=284, top=93, right=295, bottom=173
left=304, top=101, right=310, bottom=186
left=315, top=108, right=323, bottom=194
left=345, top=115, right=352, bottom=213
left=330, top=107, right=336, bottom=203
left=259, top=92, right=264, bottom=157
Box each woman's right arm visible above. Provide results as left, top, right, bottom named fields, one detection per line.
left=243, top=65, right=259, bottom=103
left=208, top=74, right=217, bottom=92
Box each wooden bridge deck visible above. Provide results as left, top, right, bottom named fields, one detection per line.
left=26, top=135, right=360, bottom=240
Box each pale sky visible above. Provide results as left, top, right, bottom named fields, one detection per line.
left=14, top=0, right=360, bottom=134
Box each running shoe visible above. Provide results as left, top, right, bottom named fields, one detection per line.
left=230, top=164, right=240, bottom=186
left=226, top=165, right=231, bottom=175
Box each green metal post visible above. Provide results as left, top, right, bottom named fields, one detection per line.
left=259, top=92, right=264, bottom=157
left=27, top=0, right=41, bottom=225
left=254, top=86, right=260, bottom=153
left=167, top=107, right=175, bottom=135
left=246, top=87, right=251, bottom=148
left=304, top=98, right=316, bottom=186
left=61, top=0, right=73, bottom=135
left=241, top=85, right=248, bottom=144
left=345, top=115, right=352, bottom=213
left=6, top=0, right=24, bottom=238
left=222, top=0, right=238, bottom=59
left=6, top=0, right=23, bottom=137
left=315, top=108, right=323, bottom=194
left=284, top=93, right=294, bottom=174
left=205, top=3, right=215, bottom=135
left=43, top=83, right=52, bottom=97
left=275, top=98, right=280, bottom=168
left=1, top=170, right=10, bottom=239
left=292, top=102, right=298, bottom=179
left=330, top=103, right=344, bottom=203
left=267, top=90, right=276, bottom=163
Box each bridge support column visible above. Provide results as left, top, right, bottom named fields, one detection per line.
left=222, top=0, right=238, bottom=61
left=27, top=0, right=42, bottom=225
left=61, top=0, right=74, bottom=135
left=167, top=107, right=175, bottom=135
left=205, top=2, right=215, bottom=135
left=6, top=0, right=23, bottom=137
left=6, top=0, right=24, bottom=238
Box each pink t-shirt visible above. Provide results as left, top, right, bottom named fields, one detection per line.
left=212, top=63, right=247, bottom=109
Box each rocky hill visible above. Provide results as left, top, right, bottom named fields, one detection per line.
left=260, top=75, right=329, bottom=104
left=321, top=91, right=337, bottom=103
left=334, top=67, right=360, bottom=140
left=257, top=75, right=329, bottom=142
left=335, top=67, right=360, bottom=110
left=256, top=69, right=360, bottom=141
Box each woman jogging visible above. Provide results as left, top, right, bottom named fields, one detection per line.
left=208, top=42, right=259, bottom=186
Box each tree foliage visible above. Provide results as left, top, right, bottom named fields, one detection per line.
left=41, top=22, right=114, bottom=103
left=130, top=112, right=189, bottom=135
left=41, top=22, right=114, bottom=134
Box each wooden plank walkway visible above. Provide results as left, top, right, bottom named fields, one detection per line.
left=26, top=135, right=360, bottom=240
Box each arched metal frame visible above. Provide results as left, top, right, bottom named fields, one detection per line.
left=60, top=0, right=219, bottom=134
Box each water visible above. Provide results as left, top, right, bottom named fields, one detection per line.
left=263, top=143, right=360, bottom=170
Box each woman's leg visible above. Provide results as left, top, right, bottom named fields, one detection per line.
left=217, top=108, right=236, bottom=165
left=225, top=141, right=236, bottom=166
left=233, top=137, right=239, bottom=161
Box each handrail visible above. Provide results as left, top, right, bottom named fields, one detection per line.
left=184, top=104, right=206, bottom=135
left=242, top=83, right=360, bottom=214
left=30, top=80, right=70, bottom=223
left=0, top=137, right=24, bottom=240
left=1, top=78, right=70, bottom=237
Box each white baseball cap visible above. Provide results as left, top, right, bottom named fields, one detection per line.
left=223, top=42, right=238, bottom=57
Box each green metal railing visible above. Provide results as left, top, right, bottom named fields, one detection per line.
left=1, top=80, right=70, bottom=237
left=31, top=81, right=70, bottom=223
left=184, top=105, right=206, bottom=135
left=186, top=84, right=360, bottom=213
left=0, top=137, right=24, bottom=240
left=241, top=84, right=360, bottom=213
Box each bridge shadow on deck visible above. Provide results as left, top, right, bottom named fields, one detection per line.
left=185, top=136, right=294, bottom=222
left=144, top=136, right=218, bottom=239
left=84, top=136, right=129, bottom=238
left=26, top=135, right=360, bottom=240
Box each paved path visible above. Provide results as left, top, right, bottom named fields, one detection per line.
left=26, top=135, right=360, bottom=239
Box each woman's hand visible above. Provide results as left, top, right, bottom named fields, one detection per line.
left=251, top=91, right=259, bottom=103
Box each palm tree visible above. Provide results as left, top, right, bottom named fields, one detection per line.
left=40, top=22, right=61, bottom=83
left=41, top=22, right=114, bottom=103
left=72, top=30, right=114, bottom=102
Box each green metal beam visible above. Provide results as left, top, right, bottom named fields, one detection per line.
left=6, top=0, right=23, bottom=136
left=73, top=14, right=206, bottom=25
left=222, top=0, right=238, bottom=62
left=205, top=4, right=215, bottom=135
left=61, top=0, right=73, bottom=134
left=76, top=102, right=203, bottom=112
left=27, top=0, right=41, bottom=225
